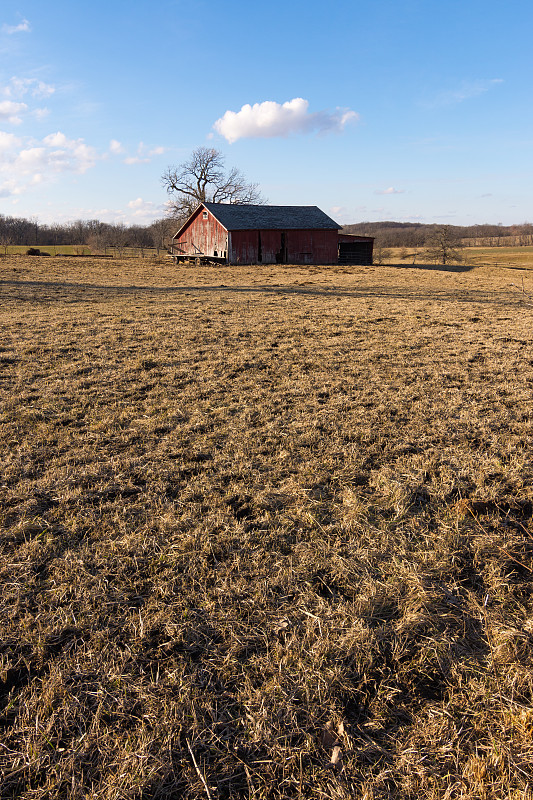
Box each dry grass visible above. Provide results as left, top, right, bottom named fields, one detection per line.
left=388, top=245, right=533, bottom=271
left=1, top=254, right=533, bottom=799
left=464, top=246, right=533, bottom=271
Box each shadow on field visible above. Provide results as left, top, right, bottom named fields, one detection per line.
left=383, top=262, right=476, bottom=273
left=0, top=278, right=518, bottom=306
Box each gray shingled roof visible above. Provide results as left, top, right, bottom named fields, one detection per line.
left=202, top=202, right=341, bottom=231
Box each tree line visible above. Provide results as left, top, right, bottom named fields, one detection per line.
left=343, top=220, right=533, bottom=248
left=4, top=212, right=533, bottom=256
left=0, top=215, right=177, bottom=253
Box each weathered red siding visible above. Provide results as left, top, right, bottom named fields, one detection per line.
left=229, top=229, right=338, bottom=265
left=338, top=233, right=374, bottom=243
left=173, top=207, right=228, bottom=259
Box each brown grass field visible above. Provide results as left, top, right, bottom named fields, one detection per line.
left=387, top=246, right=533, bottom=271
left=1, top=254, right=533, bottom=799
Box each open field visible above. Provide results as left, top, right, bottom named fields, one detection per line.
left=3, top=246, right=93, bottom=256
left=465, top=247, right=533, bottom=270
left=2, top=246, right=161, bottom=258
left=1, top=255, right=533, bottom=799
left=387, top=246, right=533, bottom=271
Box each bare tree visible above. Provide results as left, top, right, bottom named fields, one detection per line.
left=0, top=225, right=13, bottom=256
left=162, top=147, right=264, bottom=221
left=374, top=243, right=392, bottom=265
left=425, top=225, right=464, bottom=266
left=149, top=218, right=176, bottom=253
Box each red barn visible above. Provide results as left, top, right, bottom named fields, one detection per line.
left=170, top=202, right=343, bottom=265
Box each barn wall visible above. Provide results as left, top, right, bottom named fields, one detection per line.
left=229, top=230, right=262, bottom=264
left=173, top=208, right=228, bottom=258
left=230, top=229, right=338, bottom=265
left=260, top=230, right=283, bottom=262
left=292, top=230, right=338, bottom=264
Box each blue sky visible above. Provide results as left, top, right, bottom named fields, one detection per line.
left=1, top=0, right=532, bottom=226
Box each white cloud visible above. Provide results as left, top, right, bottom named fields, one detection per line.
left=15, top=146, right=47, bottom=171
left=34, top=201, right=164, bottom=225
left=427, top=79, right=503, bottom=107
left=48, top=198, right=164, bottom=224
left=0, top=100, right=27, bottom=124
left=2, top=77, right=55, bottom=99
left=0, top=79, right=55, bottom=124
left=109, top=139, right=124, bottom=154
left=124, top=155, right=150, bottom=165
left=122, top=141, right=165, bottom=165
left=375, top=187, right=405, bottom=195
left=127, top=197, right=161, bottom=219
left=37, top=206, right=128, bottom=224
left=43, top=131, right=68, bottom=147
left=32, top=107, right=50, bottom=120
left=0, top=131, right=21, bottom=152
left=32, top=81, right=55, bottom=98
left=0, top=129, right=101, bottom=197
left=0, top=178, right=25, bottom=197
left=213, top=97, right=358, bottom=143
left=329, top=205, right=353, bottom=224
left=2, top=19, right=31, bottom=34
left=128, top=197, right=149, bottom=209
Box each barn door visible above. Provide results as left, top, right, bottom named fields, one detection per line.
left=276, top=231, right=287, bottom=263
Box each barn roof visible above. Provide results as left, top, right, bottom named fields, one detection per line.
left=202, top=202, right=341, bottom=231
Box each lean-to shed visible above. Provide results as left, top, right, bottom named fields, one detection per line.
left=170, top=202, right=343, bottom=265
left=338, top=233, right=375, bottom=266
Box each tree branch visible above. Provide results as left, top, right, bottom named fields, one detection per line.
left=162, top=146, right=264, bottom=219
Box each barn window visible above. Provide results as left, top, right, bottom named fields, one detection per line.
left=203, top=211, right=208, bottom=219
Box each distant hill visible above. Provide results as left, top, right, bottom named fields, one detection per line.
left=342, top=221, right=533, bottom=248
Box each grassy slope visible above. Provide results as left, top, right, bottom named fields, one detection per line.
left=1, top=256, right=533, bottom=799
